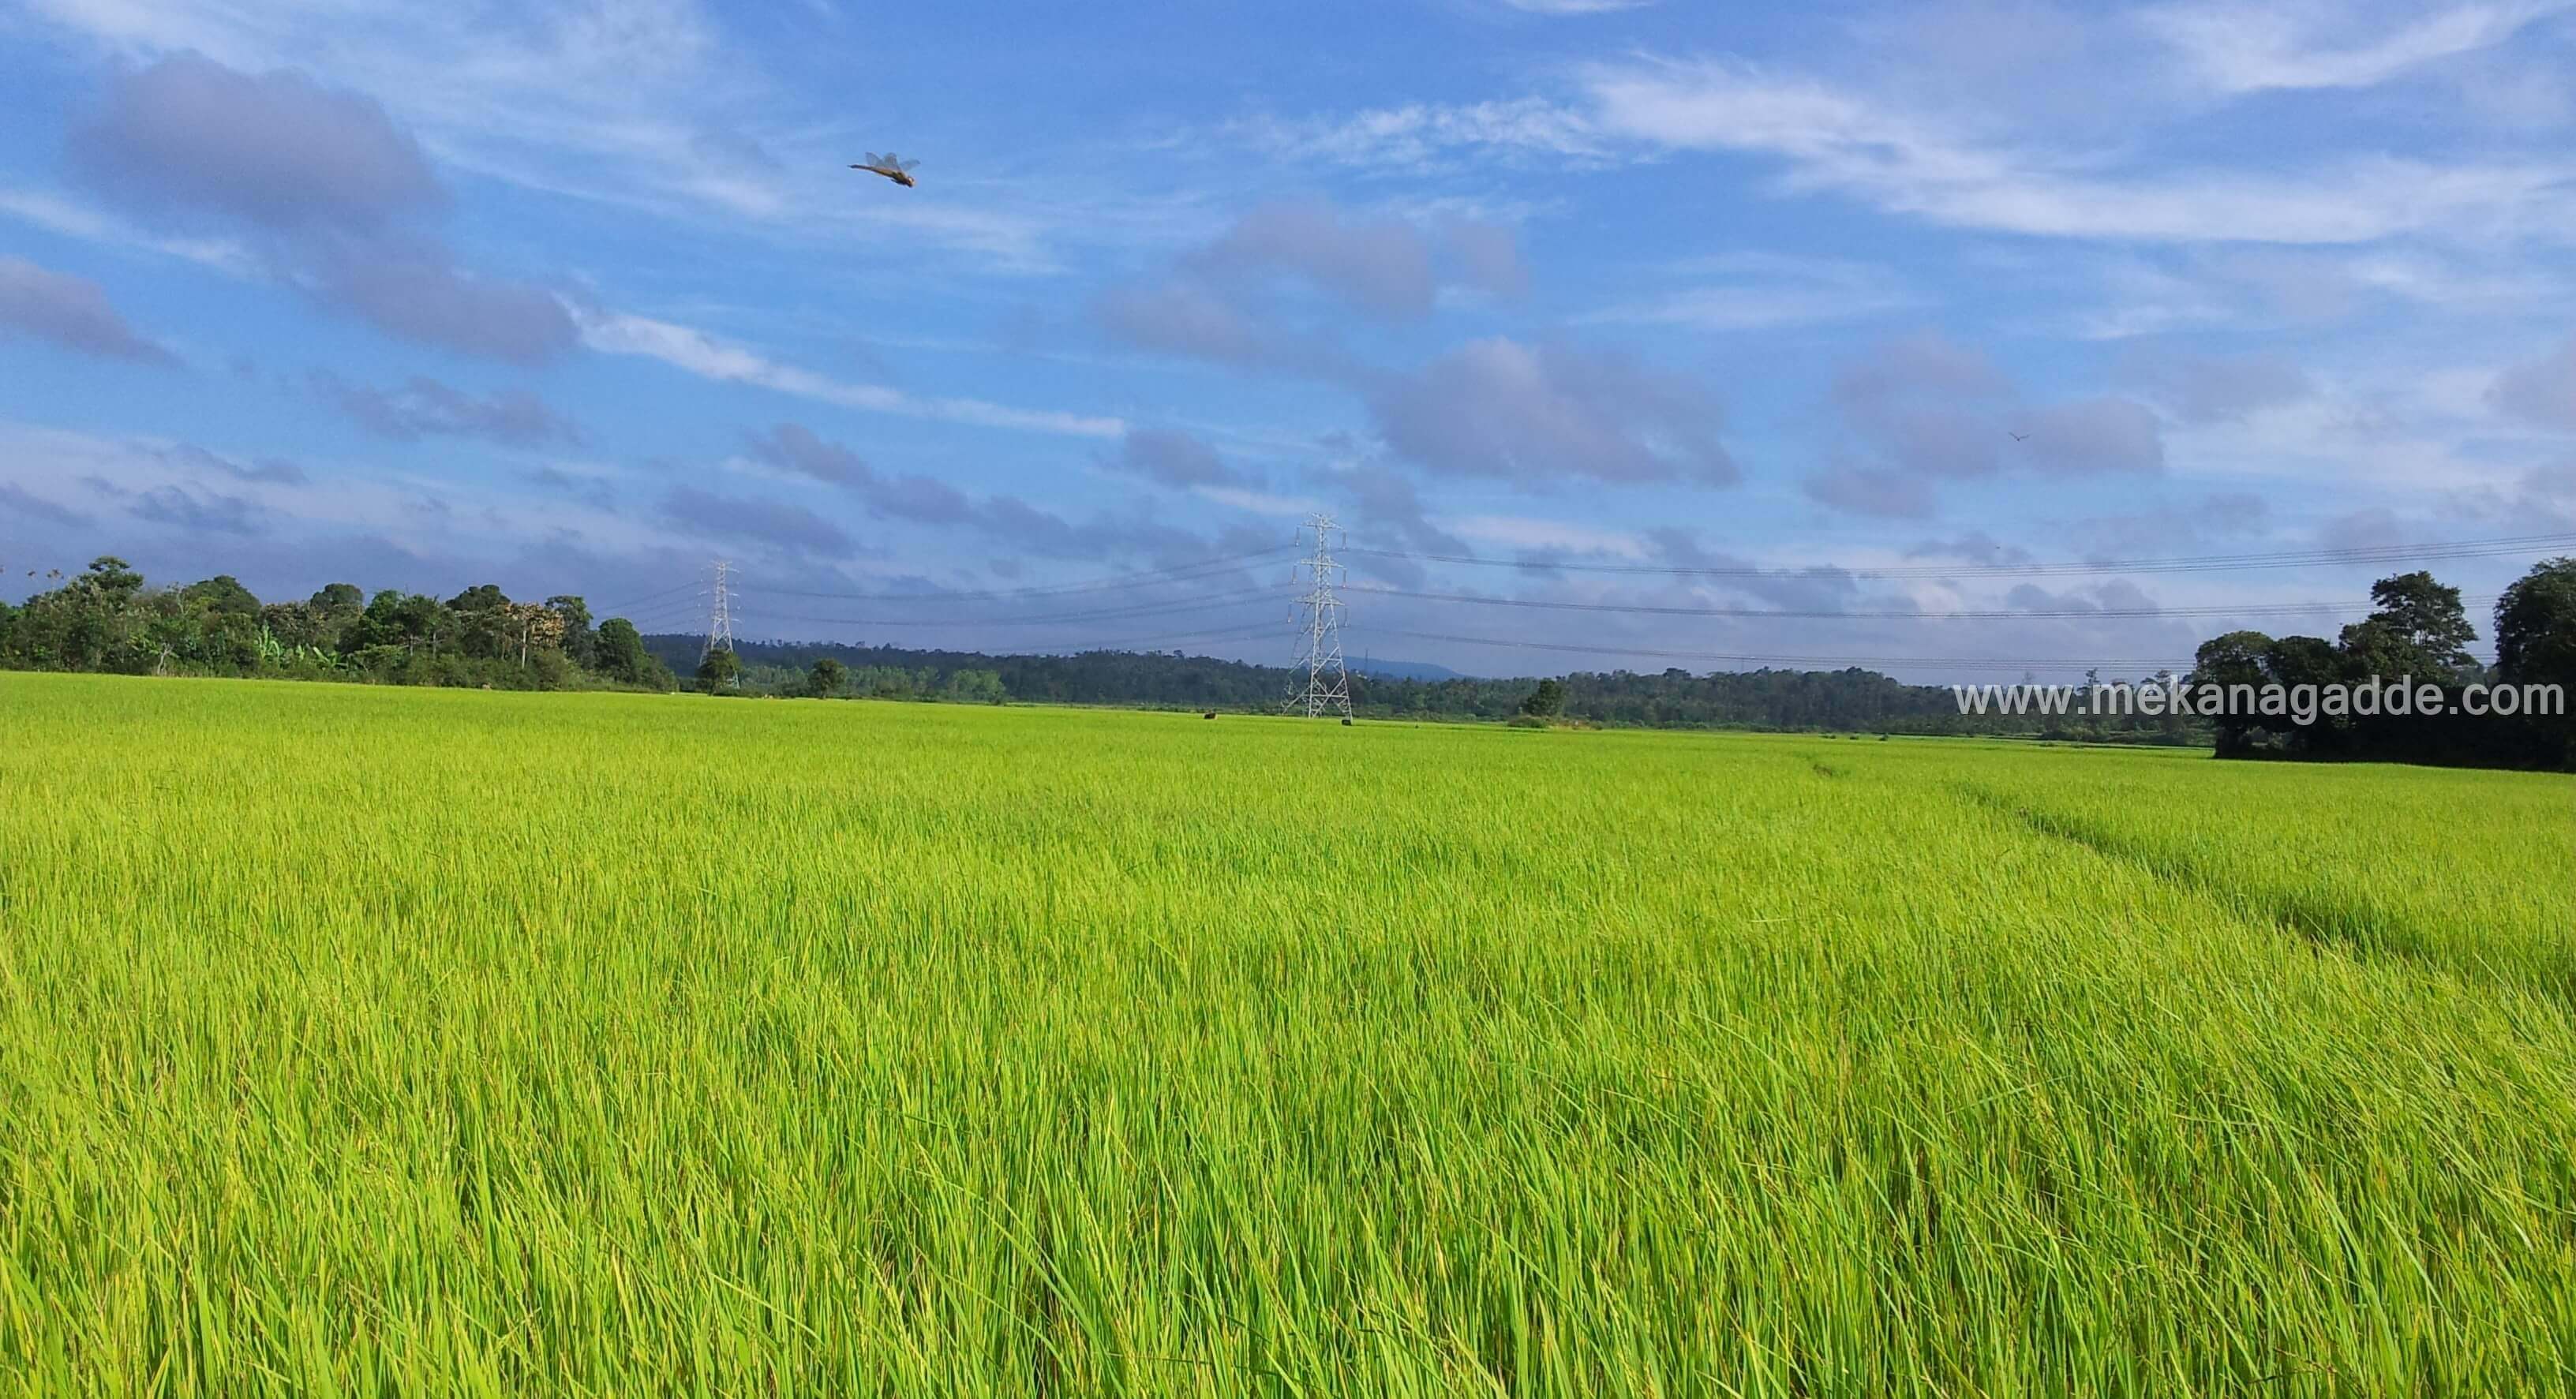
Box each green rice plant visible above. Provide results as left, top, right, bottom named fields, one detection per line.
left=1, top=674, right=2571, bottom=1396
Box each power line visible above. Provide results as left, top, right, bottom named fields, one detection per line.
left=756, top=586, right=1277, bottom=630
left=1342, top=583, right=2503, bottom=623
left=755, top=547, right=1295, bottom=604
left=592, top=578, right=702, bottom=619
left=1343, top=530, right=2576, bottom=582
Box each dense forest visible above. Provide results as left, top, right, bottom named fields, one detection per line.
left=6, top=553, right=2570, bottom=767
left=648, top=633, right=2202, bottom=739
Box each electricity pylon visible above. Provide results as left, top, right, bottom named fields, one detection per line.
left=1284, top=514, right=1353, bottom=720
left=701, top=559, right=736, bottom=670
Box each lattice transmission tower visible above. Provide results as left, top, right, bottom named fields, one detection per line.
left=1284, top=514, right=1353, bottom=720
left=701, top=559, right=736, bottom=665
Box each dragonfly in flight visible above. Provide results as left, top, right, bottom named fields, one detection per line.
left=851, top=152, right=919, bottom=188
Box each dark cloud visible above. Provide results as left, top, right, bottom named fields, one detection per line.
left=1110, top=428, right=1254, bottom=490
left=309, top=248, right=578, bottom=365
left=2316, top=507, right=2406, bottom=553
left=2120, top=350, right=2314, bottom=425
left=2490, top=339, right=2576, bottom=429
left=1833, top=332, right=2011, bottom=481
left=660, top=484, right=854, bottom=558
left=871, top=473, right=978, bottom=526
left=1093, top=279, right=1356, bottom=380
left=748, top=422, right=871, bottom=488
left=316, top=372, right=581, bottom=446
left=1837, top=331, right=2010, bottom=404
left=2020, top=397, right=2165, bottom=475
left=160, top=443, right=306, bottom=485
left=744, top=423, right=1253, bottom=567
left=2001, top=580, right=2164, bottom=615
left=1807, top=331, right=2165, bottom=517
left=1802, top=464, right=1937, bottom=518
left=1098, top=199, right=1522, bottom=378
left=0, top=256, right=175, bottom=364
left=1317, top=463, right=1464, bottom=559
left=746, top=423, right=976, bottom=523
left=2508, top=462, right=2576, bottom=529
left=68, top=53, right=572, bottom=364
left=0, top=483, right=94, bottom=529
left=72, top=54, right=443, bottom=231
left=129, top=484, right=265, bottom=536
left=522, top=466, right=620, bottom=513
left=1191, top=199, right=1439, bottom=320
left=1905, top=530, right=2034, bottom=565
left=1372, top=337, right=1735, bottom=488
left=1441, top=220, right=1529, bottom=299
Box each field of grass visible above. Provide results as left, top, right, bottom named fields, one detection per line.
left=2, top=671, right=2572, bottom=1396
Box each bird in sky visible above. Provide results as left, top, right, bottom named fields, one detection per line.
left=852, top=152, right=919, bottom=187
left=2009, top=431, right=2029, bottom=441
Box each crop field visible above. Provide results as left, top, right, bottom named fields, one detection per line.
left=2, top=672, right=2572, bottom=1397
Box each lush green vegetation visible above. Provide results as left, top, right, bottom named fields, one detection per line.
left=2188, top=564, right=2576, bottom=769
left=9, top=555, right=2574, bottom=768
left=4, top=674, right=2571, bottom=1395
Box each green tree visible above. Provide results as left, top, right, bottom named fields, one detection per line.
left=1519, top=678, right=1566, bottom=718
left=697, top=645, right=741, bottom=689
left=594, top=618, right=667, bottom=687
left=309, top=582, right=364, bottom=619
left=2496, top=557, right=2576, bottom=687
left=343, top=590, right=449, bottom=656
left=72, top=556, right=144, bottom=604
left=182, top=574, right=261, bottom=616
left=2338, top=570, right=2477, bottom=685
left=2187, top=630, right=2273, bottom=757
left=944, top=668, right=1005, bottom=704
left=807, top=656, right=848, bottom=697
left=546, top=595, right=597, bottom=668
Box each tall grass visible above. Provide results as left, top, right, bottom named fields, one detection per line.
left=2, top=674, right=2572, bottom=1395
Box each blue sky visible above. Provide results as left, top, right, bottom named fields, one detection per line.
left=2, top=0, right=2574, bottom=681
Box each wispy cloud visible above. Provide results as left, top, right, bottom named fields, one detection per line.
left=578, top=309, right=1125, bottom=438
left=1580, top=252, right=1919, bottom=331
left=1578, top=58, right=2574, bottom=245
left=0, top=188, right=259, bottom=277
left=2137, top=1, right=2570, bottom=94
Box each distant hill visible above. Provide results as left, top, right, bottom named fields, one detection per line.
left=1349, top=656, right=1468, bottom=682
left=640, top=632, right=2207, bottom=742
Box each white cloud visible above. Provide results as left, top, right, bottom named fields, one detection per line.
left=1578, top=58, right=2574, bottom=245
left=2138, top=1, right=2568, bottom=94
left=16, top=0, right=1079, bottom=271
left=1232, top=99, right=1604, bottom=174
left=1438, top=514, right=1650, bottom=557
left=1192, top=484, right=1322, bottom=517
left=576, top=309, right=1125, bottom=439
left=1581, top=252, right=1919, bottom=331
left=0, top=187, right=259, bottom=277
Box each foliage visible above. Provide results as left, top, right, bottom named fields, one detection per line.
left=695, top=646, right=741, bottom=689
left=2187, top=565, right=2570, bottom=769
left=0, top=558, right=659, bottom=693
left=1, top=678, right=2571, bottom=1393
left=806, top=656, right=848, bottom=698
left=7, top=555, right=2570, bottom=769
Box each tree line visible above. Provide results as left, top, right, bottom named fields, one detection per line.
left=2181, top=562, right=2576, bottom=770
left=6, top=554, right=2570, bottom=769
left=0, top=557, right=676, bottom=691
